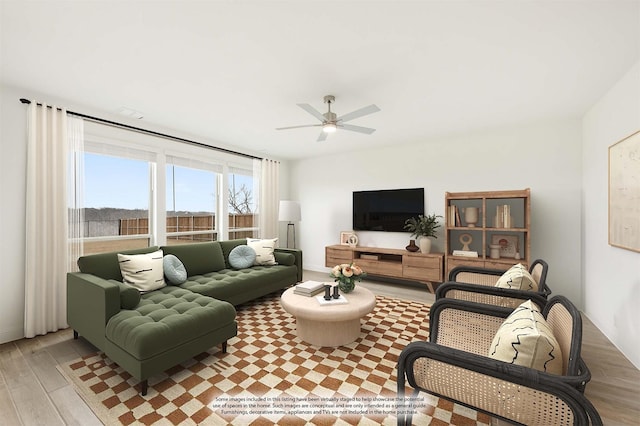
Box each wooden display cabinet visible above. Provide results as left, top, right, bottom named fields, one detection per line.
left=325, top=245, right=444, bottom=292
left=444, top=189, right=531, bottom=279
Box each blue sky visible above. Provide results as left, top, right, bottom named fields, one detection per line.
left=84, top=153, right=253, bottom=212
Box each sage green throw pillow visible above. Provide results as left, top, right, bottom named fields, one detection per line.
left=228, top=245, right=256, bottom=269
left=163, top=254, right=187, bottom=285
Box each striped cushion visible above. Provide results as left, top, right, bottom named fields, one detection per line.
left=246, top=238, right=278, bottom=266
left=118, top=250, right=166, bottom=292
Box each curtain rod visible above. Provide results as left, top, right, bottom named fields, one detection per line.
left=19, top=98, right=262, bottom=160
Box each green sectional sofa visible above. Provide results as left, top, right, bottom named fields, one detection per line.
left=67, top=239, right=302, bottom=395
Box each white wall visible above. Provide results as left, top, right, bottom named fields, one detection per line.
left=290, top=119, right=584, bottom=304
left=582, top=61, right=640, bottom=369
left=0, top=83, right=291, bottom=344
left=0, top=85, right=28, bottom=343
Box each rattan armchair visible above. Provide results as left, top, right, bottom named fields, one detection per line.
left=397, top=296, right=600, bottom=425
left=436, top=259, right=551, bottom=309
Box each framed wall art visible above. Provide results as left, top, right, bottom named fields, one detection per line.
left=609, top=130, right=640, bottom=252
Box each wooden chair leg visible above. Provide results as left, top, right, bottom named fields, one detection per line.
left=73, top=330, right=78, bottom=340
left=222, top=341, right=228, bottom=353
left=140, top=379, right=148, bottom=396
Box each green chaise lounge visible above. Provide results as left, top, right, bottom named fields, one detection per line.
left=67, top=239, right=302, bottom=395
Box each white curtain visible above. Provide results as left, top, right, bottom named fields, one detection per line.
left=255, top=158, right=279, bottom=239
left=24, top=102, right=83, bottom=337
left=67, top=117, right=85, bottom=272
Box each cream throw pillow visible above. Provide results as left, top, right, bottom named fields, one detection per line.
left=495, top=263, right=538, bottom=291
left=118, top=250, right=166, bottom=292
left=488, top=300, right=562, bottom=374
left=246, top=238, right=278, bottom=265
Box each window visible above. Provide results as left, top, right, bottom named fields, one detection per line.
left=74, top=121, right=260, bottom=257
left=228, top=169, right=257, bottom=239
left=166, top=164, right=218, bottom=244
left=82, top=152, right=152, bottom=255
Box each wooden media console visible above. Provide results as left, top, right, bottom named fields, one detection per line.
left=325, top=245, right=444, bottom=293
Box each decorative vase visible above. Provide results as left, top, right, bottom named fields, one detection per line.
left=463, top=207, right=479, bottom=227
left=338, top=279, right=355, bottom=293
left=405, top=239, right=420, bottom=252
left=419, top=237, right=432, bottom=254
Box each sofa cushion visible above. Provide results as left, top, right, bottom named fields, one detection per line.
left=247, top=238, right=278, bottom=265
left=161, top=242, right=226, bottom=275
left=274, top=251, right=295, bottom=266
left=77, top=246, right=160, bottom=281
left=489, top=300, right=562, bottom=374
left=105, top=286, right=236, bottom=360
left=118, top=250, right=166, bottom=292
left=109, top=280, right=142, bottom=309
left=495, top=263, right=537, bottom=291
left=219, top=239, right=248, bottom=268
left=163, top=254, right=187, bottom=285
left=179, top=264, right=298, bottom=306
left=229, top=245, right=256, bottom=269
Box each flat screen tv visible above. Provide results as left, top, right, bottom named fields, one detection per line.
left=353, top=188, right=424, bottom=232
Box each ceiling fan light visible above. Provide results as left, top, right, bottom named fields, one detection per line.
left=323, top=123, right=337, bottom=133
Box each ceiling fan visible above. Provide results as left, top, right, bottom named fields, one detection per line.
left=276, top=95, right=380, bottom=142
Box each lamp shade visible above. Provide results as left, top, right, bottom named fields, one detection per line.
left=278, top=200, right=301, bottom=222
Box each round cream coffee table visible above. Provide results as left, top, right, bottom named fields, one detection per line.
left=280, top=285, right=376, bottom=347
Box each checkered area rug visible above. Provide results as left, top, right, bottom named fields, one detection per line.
left=58, top=293, right=491, bottom=425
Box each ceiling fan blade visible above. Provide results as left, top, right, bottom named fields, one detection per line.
left=340, top=123, right=376, bottom=135
left=317, top=131, right=328, bottom=142
left=297, top=103, right=326, bottom=122
left=276, top=124, right=322, bottom=130
left=337, top=104, right=380, bottom=123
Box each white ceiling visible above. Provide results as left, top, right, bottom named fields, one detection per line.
left=2, top=1, right=639, bottom=160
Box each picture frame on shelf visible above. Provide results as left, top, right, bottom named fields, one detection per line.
left=340, top=231, right=358, bottom=247
left=491, top=234, right=519, bottom=258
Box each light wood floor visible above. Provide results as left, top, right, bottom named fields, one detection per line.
left=0, top=271, right=638, bottom=425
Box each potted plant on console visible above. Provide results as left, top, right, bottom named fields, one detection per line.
left=404, top=213, right=442, bottom=254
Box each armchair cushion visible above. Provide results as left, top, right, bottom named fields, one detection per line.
left=495, top=263, right=537, bottom=291
left=118, top=250, right=166, bottom=292
left=489, top=300, right=562, bottom=374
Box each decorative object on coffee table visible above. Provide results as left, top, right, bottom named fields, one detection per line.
left=405, top=239, right=420, bottom=252
left=330, top=263, right=366, bottom=293
left=323, top=284, right=332, bottom=300
left=404, top=213, right=442, bottom=254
